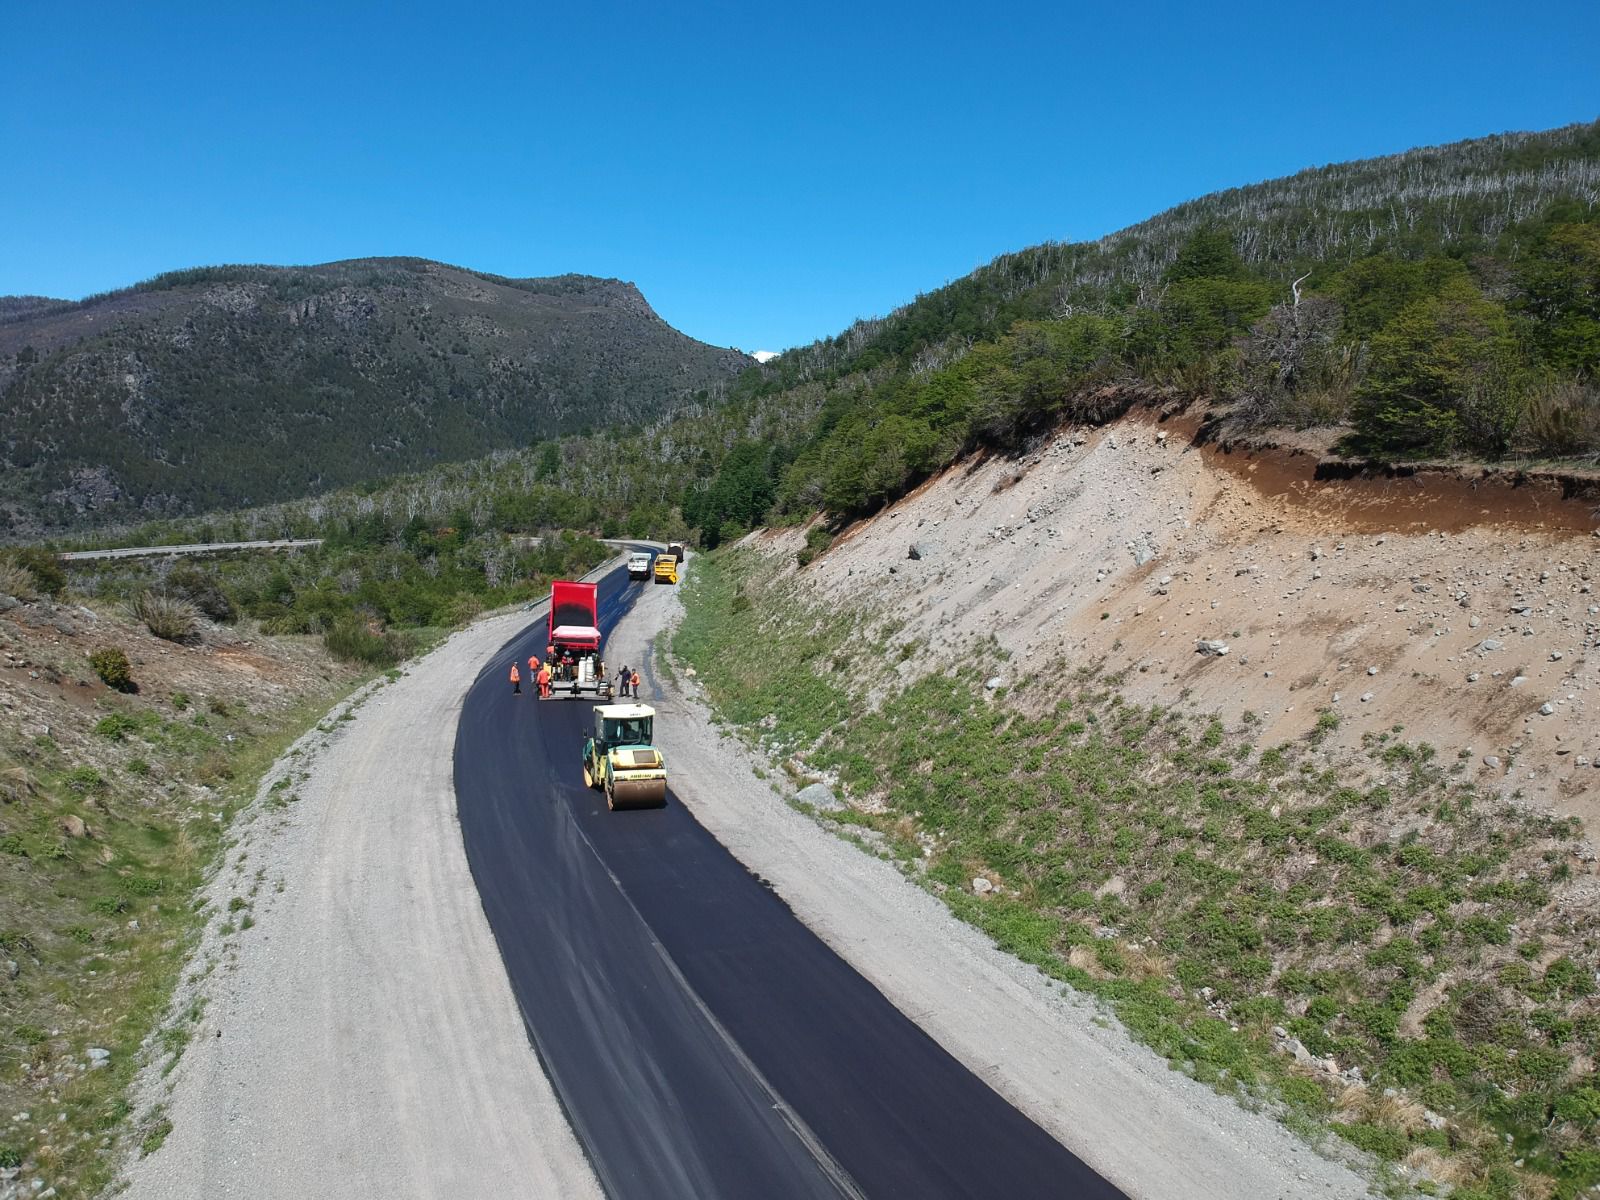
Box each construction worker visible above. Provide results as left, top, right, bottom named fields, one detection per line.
left=630, top=667, right=641, bottom=697
left=509, top=662, right=521, bottom=695
left=528, top=653, right=540, bottom=679
left=536, top=662, right=552, bottom=699
left=617, top=664, right=630, bottom=697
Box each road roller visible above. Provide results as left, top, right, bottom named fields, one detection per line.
left=582, top=704, right=668, bottom=809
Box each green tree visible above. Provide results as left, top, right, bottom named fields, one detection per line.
left=1165, top=227, right=1246, bottom=283
left=1348, top=279, right=1526, bottom=457
left=1517, top=222, right=1600, bottom=373
left=1327, top=255, right=1468, bottom=340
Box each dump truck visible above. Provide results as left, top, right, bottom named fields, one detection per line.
left=543, top=580, right=611, bottom=699
left=653, top=555, right=678, bottom=584
left=667, top=541, right=687, bottom=562
left=626, top=551, right=652, bottom=580
left=582, top=704, right=667, bottom=809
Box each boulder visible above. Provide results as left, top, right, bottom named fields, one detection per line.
left=795, top=783, right=843, bottom=812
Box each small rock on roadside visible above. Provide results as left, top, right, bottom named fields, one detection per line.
left=971, top=877, right=993, bottom=895
left=795, top=783, right=843, bottom=812
left=1195, top=639, right=1229, bottom=657
left=86, top=1047, right=110, bottom=1069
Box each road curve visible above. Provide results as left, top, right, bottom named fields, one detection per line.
left=454, top=559, right=1127, bottom=1199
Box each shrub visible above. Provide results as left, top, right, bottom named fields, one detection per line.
left=165, top=565, right=236, bottom=622
left=444, top=592, right=483, bottom=627
left=1518, top=376, right=1600, bottom=458
left=796, top=526, right=836, bottom=568
left=2, top=548, right=66, bottom=596
left=1347, top=279, right=1527, bottom=458
left=0, top=561, right=37, bottom=601
left=128, top=591, right=200, bottom=642
left=89, top=647, right=135, bottom=692
left=64, top=766, right=104, bottom=792
left=323, top=618, right=409, bottom=668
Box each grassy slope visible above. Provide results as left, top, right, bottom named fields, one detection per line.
left=0, top=613, right=360, bottom=1196
left=675, top=548, right=1600, bottom=1200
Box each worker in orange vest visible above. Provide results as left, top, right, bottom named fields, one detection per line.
left=536, top=662, right=552, bottom=699
left=509, top=662, right=521, bottom=694
left=528, top=653, right=540, bottom=679
left=630, top=668, right=641, bottom=697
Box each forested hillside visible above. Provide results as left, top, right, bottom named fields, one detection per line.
left=23, top=121, right=1600, bottom=556
left=704, top=120, right=1600, bottom=539
left=0, top=258, right=751, bottom=536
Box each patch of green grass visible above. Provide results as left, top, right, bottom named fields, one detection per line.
left=138, top=1113, right=172, bottom=1157
left=0, top=660, right=368, bottom=1195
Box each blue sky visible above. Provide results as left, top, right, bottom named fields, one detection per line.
left=2, top=2, right=1595, bottom=353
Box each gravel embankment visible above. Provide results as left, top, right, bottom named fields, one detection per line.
left=609, top=578, right=1375, bottom=1200
left=119, top=602, right=603, bottom=1200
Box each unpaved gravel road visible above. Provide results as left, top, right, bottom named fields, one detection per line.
left=120, top=592, right=606, bottom=1199
left=608, top=578, right=1375, bottom=1200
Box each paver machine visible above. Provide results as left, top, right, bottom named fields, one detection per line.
left=582, top=704, right=668, bottom=809
left=544, top=580, right=612, bottom=699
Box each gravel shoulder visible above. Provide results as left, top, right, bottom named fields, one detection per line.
left=119, top=599, right=604, bottom=1199
left=610, top=576, right=1374, bottom=1200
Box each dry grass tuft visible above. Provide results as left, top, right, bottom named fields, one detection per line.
left=0, top=561, right=37, bottom=601
left=1370, top=1090, right=1426, bottom=1135
left=128, top=591, right=201, bottom=642
left=1403, top=1146, right=1474, bottom=1190
left=1121, top=943, right=1171, bottom=981
left=1067, top=945, right=1109, bottom=978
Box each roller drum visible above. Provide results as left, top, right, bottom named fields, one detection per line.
left=608, top=777, right=668, bottom=809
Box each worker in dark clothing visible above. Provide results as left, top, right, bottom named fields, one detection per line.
left=617, top=664, right=631, bottom=697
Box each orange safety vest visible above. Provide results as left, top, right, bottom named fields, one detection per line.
left=630, top=671, right=641, bottom=689
left=528, top=655, right=539, bottom=673
left=509, top=664, right=521, bottom=682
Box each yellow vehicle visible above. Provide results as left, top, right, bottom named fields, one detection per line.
left=582, top=704, right=667, bottom=809
left=653, top=555, right=678, bottom=584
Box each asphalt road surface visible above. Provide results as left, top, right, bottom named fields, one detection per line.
left=454, top=559, right=1128, bottom=1199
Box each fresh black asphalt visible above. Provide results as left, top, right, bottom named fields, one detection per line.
left=454, top=560, right=1127, bottom=1199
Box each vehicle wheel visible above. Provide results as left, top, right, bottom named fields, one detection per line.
left=582, top=763, right=594, bottom=789
left=605, top=783, right=616, bottom=810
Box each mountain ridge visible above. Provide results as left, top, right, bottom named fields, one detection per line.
left=0, top=257, right=751, bottom=535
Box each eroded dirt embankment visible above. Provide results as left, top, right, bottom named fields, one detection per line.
left=795, top=411, right=1600, bottom=823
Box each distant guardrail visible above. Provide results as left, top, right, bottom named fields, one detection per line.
left=59, top=535, right=668, bottom=564
left=59, top=538, right=323, bottom=562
